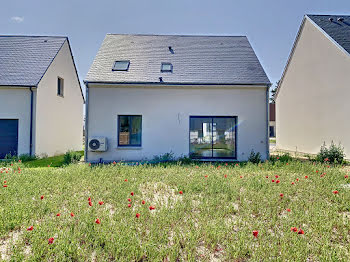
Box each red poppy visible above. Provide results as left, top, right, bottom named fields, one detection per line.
left=124, top=179, right=128, bottom=182
left=316, top=170, right=319, bottom=173
left=272, top=179, right=275, bottom=182
left=179, top=191, right=183, bottom=194
left=276, top=180, right=280, bottom=184
left=142, top=200, right=145, bottom=205
left=275, top=175, right=279, bottom=178
left=3, top=181, right=6, bottom=184
left=204, top=175, right=208, bottom=178
left=345, top=175, right=349, bottom=178
left=95, top=218, right=101, bottom=224
left=224, top=174, right=227, bottom=178
left=266, top=176, right=268, bottom=178
left=113, top=161, right=116, bottom=165
left=286, top=209, right=291, bottom=212
left=3, top=185, right=7, bottom=188
left=56, top=213, right=60, bottom=217
left=291, top=227, right=298, bottom=232
left=333, top=190, right=339, bottom=194
left=27, top=226, right=34, bottom=231
left=298, top=228, right=304, bottom=234
left=70, top=212, right=75, bottom=217
left=240, top=176, right=243, bottom=178
left=252, top=230, right=258, bottom=238
left=18, top=160, right=22, bottom=163
left=11, top=164, right=13, bottom=166
left=305, top=176, right=308, bottom=179
left=88, top=163, right=91, bottom=166
left=286, top=163, right=289, bottom=165
left=128, top=204, right=131, bottom=208
left=280, top=193, right=284, bottom=198
left=41, top=195, right=44, bottom=200
left=291, top=182, right=295, bottom=185
left=131, top=192, right=134, bottom=196
left=277, top=157, right=280, bottom=160
left=149, top=206, right=155, bottom=210
left=128, top=198, right=131, bottom=202
left=327, top=165, right=330, bottom=168
left=48, top=237, right=54, bottom=244
left=48, top=165, right=50, bottom=167
left=99, top=201, right=104, bottom=205
left=195, top=166, right=199, bottom=169
left=136, top=213, right=140, bottom=218
left=296, top=178, right=299, bottom=182
left=89, top=201, right=92, bottom=206
left=225, top=163, right=228, bottom=166
left=236, top=163, right=239, bottom=166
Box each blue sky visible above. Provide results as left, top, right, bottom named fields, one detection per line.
left=2, top=0, right=350, bottom=93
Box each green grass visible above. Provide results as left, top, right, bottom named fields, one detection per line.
left=22, top=151, right=84, bottom=168
left=270, top=138, right=276, bottom=144
left=0, top=160, right=350, bottom=261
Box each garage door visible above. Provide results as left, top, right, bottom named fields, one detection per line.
left=0, top=119, right=18, bottom=159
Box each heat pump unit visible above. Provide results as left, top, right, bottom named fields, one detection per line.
left=88, top=137, right=107, bottom=152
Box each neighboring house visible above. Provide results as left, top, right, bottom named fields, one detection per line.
left=276, top=15, right=350, bottom=157
left=85, top=34, right=270, bottom=162
left=0, top=36, right=84, bottom=158
left=269, top=103, right=276, bottom=137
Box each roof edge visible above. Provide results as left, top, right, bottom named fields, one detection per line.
left=105, top=33, right=248, bottom=38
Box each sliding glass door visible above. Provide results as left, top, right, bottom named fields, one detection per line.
left=189, top=116, right=236, bottom=159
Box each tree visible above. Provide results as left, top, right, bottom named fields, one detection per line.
left=269, top=81, right=279, bottom=104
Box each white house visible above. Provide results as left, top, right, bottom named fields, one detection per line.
left=0, top=36, right=84, bottom=158
left=276, top=15, right=350, bottom=157
left=85, top=34, right=270, bottom=162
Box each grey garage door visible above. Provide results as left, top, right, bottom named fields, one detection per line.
left=0, top=119, right=18, bottom=159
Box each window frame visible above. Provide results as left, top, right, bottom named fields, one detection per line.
left=57, top=77, right=64, bottom=97
left=112, top=60, right=130, bottom=71
left=161, top=62, right=173, bottom=73
left=117, top=115, right=142, bottom=147
left=189, top=116, right=237, bottom=160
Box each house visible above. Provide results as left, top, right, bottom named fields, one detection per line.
left=84, top=34, right=270, bottom=162
left=0, top=36, right=84, bottom=158
left=276, top=15, right=350, bottom=157
left=269, top=103, right=276, bottom=137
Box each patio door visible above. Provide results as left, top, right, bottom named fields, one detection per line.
left=189, top=116, right=236, bottom=159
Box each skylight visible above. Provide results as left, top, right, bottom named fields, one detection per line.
left=161, top=62, right=173, bottom=73
left=112, top=60, right=130, bottom=71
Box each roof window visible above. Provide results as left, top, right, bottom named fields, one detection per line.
left=112, top=60, right=130, bottom=71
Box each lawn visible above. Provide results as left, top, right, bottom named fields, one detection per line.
left=0, top=160, right=350, bottom=261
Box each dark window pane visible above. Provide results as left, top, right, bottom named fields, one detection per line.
left=161, top=63, right=172, bottom=72
left=118, top=115, right=142, bottom=146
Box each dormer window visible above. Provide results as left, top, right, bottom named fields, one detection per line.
left=112, top=60, right=130, bottom=71
left=161, top=62, right=173, bottom=73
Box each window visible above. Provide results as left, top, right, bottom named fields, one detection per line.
left=161, top=62, right=173, bottom=72
left=57, top=77, right=64, bottom=97
left=113, top=60, right=130, bottom=71
left=118, top=115, right=142, bottom=146
left=189, top=116, right=236, bottom=159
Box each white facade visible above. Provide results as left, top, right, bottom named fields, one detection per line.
left=0, top=41, right=83, bottom=158
left=0, top=87, right=35, bottom=155
left=276, top=17, right=350, bottom=157
left=86, top=84, right=269, bottom=162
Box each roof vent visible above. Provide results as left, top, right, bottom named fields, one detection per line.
left=329, top=18, right=333, bottom=22
left=168, top=46, right=174, bottom=54
left=159, top=77, right=163, bottom=82
left=337, top=17, right=344, bottom=22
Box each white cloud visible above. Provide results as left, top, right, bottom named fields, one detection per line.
left=11, top=16, right=24, bottom=23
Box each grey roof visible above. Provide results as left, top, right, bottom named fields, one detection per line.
left=0, top=36, right=67, bottom=86
left=85, top=34, right=270, bottom=85
left=307, top=15, right=350, bottom=55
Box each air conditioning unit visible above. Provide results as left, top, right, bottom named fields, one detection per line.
left=88, top=137, right=107, bottom=152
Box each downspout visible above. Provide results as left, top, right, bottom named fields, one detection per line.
left=29, top=87, right=34, bottom=156
left=266, top=85, right=271, bottom=160
left=84, top=82, right=89, bottom=162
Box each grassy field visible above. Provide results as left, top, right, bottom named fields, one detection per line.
left=0, top=160, right=350, bottom=261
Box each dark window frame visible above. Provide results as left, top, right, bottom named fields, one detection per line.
left=189, top=116, right=238, bottom=160
left=161, top=62, right=173, bottom=73
left=112, top=60, right=130, bottom=71
left=57, top=77, right=64, bottom=97
left=118, top=115, right=142, bottom=147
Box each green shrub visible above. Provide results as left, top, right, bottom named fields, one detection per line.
left=316, top=141, right=345, bottom=164
left=4, top=153, right=17, bottom=161
left=18, top=154, right=37, bottom=162
left=270, top=153, right=293, bottom=163
left=63, top=151, right=82, bottom=165
left=248, top=150, right=261, bottom=164
left=152, top=152, right=175, bottom=163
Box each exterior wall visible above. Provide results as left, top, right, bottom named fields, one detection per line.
left=35, top=41, right=84, bottom=157
left=86, top=85, right=268, bottom=162
left=0, top=87, right=35, bottom=156
left=276, top=18, right=350, bottom=156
